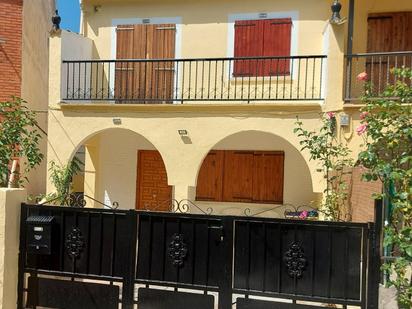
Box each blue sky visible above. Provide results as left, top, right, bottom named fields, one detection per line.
left=57, top=0, right=80, bottom=33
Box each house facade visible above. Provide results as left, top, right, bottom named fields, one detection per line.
left=46, top=0, right=412, bottom=219
left=0, top=0, right=56, bottom=195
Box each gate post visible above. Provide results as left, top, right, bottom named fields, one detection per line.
left=219, top=217, right=234, bottom=309
left=122, top=210, right=138, bottom=309
left=367, top=199, right=383, bottom=309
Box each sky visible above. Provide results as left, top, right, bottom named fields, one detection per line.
left=57, top=0, right=81, bottom=33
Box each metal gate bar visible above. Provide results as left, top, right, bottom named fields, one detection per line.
left=17, top=201, right=382, bottom=309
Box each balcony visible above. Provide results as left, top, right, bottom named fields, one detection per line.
left=62, top=55, right=326, bottom=103
left=345, top=51, right=412, bottom=101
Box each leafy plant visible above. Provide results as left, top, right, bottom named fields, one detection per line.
left=357, top=68, right=412, bottom=308
left=44, top=157, right=83, bottom=206
left=0, top=97, right=44, bottom=187
left=294, top=113, right=353, bottom=221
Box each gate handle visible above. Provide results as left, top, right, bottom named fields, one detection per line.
left=208, top=225, right=224, bottom=242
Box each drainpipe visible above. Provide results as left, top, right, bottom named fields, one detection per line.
left=345, top=0, right=355, bottom=99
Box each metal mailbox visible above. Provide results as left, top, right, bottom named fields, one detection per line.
left=26, top=215, right=55, bottom=255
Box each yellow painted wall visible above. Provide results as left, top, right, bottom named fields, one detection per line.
left=82, top=0, right=330, bottom=60
left=21, top=0, right=55, bottom=196
left=46, top=104, right=326, bottom=211
left=0, top=188, right=26, bottom=309
left=46, top=0, right=412, bottom=212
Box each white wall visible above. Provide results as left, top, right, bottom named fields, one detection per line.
left=95, top=129, right=155, bottom=209
left=59, top=31, right=93, bottom=100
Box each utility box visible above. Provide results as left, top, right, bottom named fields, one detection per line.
left=26, top=216, right=55, bottom=255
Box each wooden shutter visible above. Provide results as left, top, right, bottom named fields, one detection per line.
left=223, top=151, right=254, bottom=202
left=233, top=18, right=292, bottom=76
left=136, top=150, right=172, bottom=211
left=233, top=20, right=264, bottom=76
left=252, top=151, right=284, bottom=203
left=263, top=18, right=292, bottom=75
left=115, top=24, right=176, bottom=101
left=145, top=24, right=176, bottom=101
left=196, top=150, right=285, bottom=204
left=115, top=25, right=135, bottom=99
left=367, top=12, right=412, bottom=93
left=367, top=15, right=394, bottom=53
left=196, top=151, right=224, bottom=201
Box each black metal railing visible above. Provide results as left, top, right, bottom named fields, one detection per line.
left=62, top=55, right=326, bottom=103
left=345, top=51, right=412, bottom=101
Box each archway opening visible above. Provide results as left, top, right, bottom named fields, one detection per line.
left=71, top=128, right=172, bottom=210
left=194, top=130, right=319, bottom=217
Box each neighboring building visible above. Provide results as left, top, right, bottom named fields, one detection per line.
left=0, top=0, right=56, bottom=195
left=47, top=0, right=411, bottom=220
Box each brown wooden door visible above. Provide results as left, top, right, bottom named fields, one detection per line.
left=115, top=24, right=176, bottom=102
left=136, top=150, right=172, bottom=211
left=367, top=12, right=412, bottom=93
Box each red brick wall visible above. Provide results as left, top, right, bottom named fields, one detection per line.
left=0, top=0, right=23, bottom=102
left=350, top=166, right=382, bottom=223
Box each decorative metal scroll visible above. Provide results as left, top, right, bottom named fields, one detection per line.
left=143, top=199, right=213, bottom=215
left=65, top=227, right=85, bottom=259
left=244, top=203, right=319, bottom=219
left=244, top=203, right=351, bottom=222
left=168, top=233, right=188, bottom=267
left=39, top=193, right=119, bottom=210
left=283, top=242, right=307, bottom=279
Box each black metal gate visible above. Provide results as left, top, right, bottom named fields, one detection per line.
left=18, top=202, right=381, bottom=309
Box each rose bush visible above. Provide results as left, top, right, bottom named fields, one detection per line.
left=357, top=68, right=412, bottom=308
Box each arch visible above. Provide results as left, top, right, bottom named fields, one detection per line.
left=193, top=130, right=318, bottom=207
left=68, top=127, right=172, bottom=210
left=68, top=127, right=168, bottom=170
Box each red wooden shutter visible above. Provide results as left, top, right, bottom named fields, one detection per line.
left=196, top=151, right=224, bottom=201
left=233, top=20, right=264, bottom=76
left=263, top=18, right=292, bottom=75
left=252, top=151, right=284, bottom=203
left=223, top=151, right=254, bottom=202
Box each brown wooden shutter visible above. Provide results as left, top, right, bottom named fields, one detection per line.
left=136, top=150, right=172, bottom=211
left=115, top=25, right=135, bottom=99
left=115, top=23, right=176, bottom=101
left=145, top=24, right=176, bottom=101
left=367, top=12, right=412, bottom=93
left=367, top=15, right=394, bottom=53
left=367, top=12, right=412, bottom=52
left=263, top=18, right=292, bottom=75
left=223, top=151, right=254, bottom=202
left=252, top=151, right=284, bottom=203
left=196, top=151, right=224, bottom=201
left=233, top=20, right=264, bottom=76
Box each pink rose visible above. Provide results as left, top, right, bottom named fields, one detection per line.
left=326, top=112, right=336, bottom=119
left=360, top=111, right=369, bottom=120
left=356, top=123, right=367, bottom=135
left=299, top=210, right=308, bottom=219
left=356, top=72, right=368, bottom=81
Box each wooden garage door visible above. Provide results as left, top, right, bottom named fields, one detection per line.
left=196, top=150, right=284, bottom=204
left=136, top=150, right=172, bottom=211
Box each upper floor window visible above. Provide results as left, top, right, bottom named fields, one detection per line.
left=233, top=18, right=292, bottom=77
